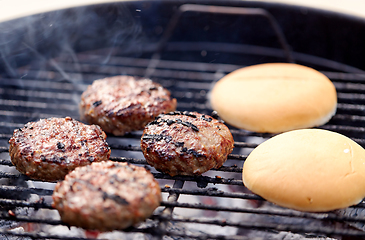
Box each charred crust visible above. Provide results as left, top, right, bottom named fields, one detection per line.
left=180, top=120, right=199, bottom=132
left=93, top=100, right=102, bottom=107
left=116, top=103, right=142, bottom=117
left=150, top=117, right=199, bottom=132
left=200, top=115, right=213, bottom=122
left=174, top=142, right=184, bottom=147
left=142, top=134, right=164, bottom=141
left=146, top=119, right=159, bottom=126
left=166, top=119, right=175, bottom=125
left=124, top=163, right=137, bottom=172
left=70, top=178, right=130, bottom=206
left=102, top=192, right=129, bottom=205
left=179, top=147, right=205, bottom=157
left=210, top=111, right=220, bottom=119
left=163, top=111, right=197, bottom=118
left=183, top=111, right=197, bottom=118
left=57, top=142, right=65, bottom=150
left=163, top=111, right=182, bottom=116
left=107, top=111, right=114, bottom=117
left=142, top=134, right=172, bottom=143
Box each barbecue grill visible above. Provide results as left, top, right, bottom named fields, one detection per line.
left=2, top=0, right=365, bottom=239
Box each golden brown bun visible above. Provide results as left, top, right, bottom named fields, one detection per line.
left=242, top=129, right=365, bottom=212
left=209, top=63, right=337, bottom=133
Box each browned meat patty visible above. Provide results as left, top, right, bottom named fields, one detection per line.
left=52, top=161, right=162, bottom=232
left=8, top=117, right=110, bottom=181
left=79, top=75, right=177, bottom=136
left=140, top=111, right=234, bottom=176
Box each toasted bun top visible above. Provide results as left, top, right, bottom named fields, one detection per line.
left=209, top=63, right=337, bottom=133
left=242, top=129, right=365, bottom=212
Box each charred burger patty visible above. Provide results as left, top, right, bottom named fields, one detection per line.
left=79, top=75, right=177, bottom=136
left=141, top=111, right=234, bottom=176
left=52, top=161, right=162, bottom=231
left=9, top=117, right=110, bottom=181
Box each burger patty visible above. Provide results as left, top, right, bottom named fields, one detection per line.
left=52, top=161, right=162, bottom=231
left=140, top=111, right=234, bottom=176
left=8, top=117, right=110, bottom=181
left=79, top=75, right=177, bottom=136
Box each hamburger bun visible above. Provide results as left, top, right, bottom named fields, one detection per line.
left=209, top=63, right=337, bottom=133
left=242, top=129, right=365, bottom=212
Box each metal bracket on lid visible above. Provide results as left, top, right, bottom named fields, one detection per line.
left=145, top=4, right=294, bottom=78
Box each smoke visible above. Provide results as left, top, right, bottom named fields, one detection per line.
left=0, top=2, right=150, bottom=127
left=0, top=2, right=146, bottom=79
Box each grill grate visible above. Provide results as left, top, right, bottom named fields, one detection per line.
left=1, top=48, right=365, bottom=240
left=2, top=2, right=365, bottom=240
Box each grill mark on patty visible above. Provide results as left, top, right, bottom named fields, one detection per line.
left=57, top=142, right=65, bottom=150
left=200, top=115, right=213, bottom=122
left=163, top=111, right=197, bottom=118
left=142, top=134, right=172, bottom=143
left=115, top=103, right=143, bottom=117
left=177, top=119, right=199, bottom=132
left=174, top=142, right=184, bottom=147
left=70, top=178, right=129, bottom=205
left=180, top=147, right=205, bottom=157
left=147, top=118, right=199, bottom=132
left=102, top=192, right=129, bottom=205
left=142, top=134, right=204, bottom=157
left=93, top=100, right=102, bottom=107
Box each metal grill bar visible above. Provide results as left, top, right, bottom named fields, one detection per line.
left=1, top=186, right=365, bottom=222
left=153, top=215, right=365, bottom=238
left=2, top=191, right=365, bottom=238
left=0, top=230, right=96, bottom=240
